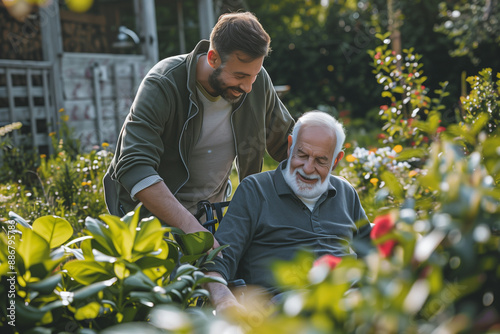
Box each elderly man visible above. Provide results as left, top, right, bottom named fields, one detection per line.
left=203, top=111, right=372, bottom=313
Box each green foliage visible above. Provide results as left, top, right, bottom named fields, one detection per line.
left=0, top=205, right=226, bottom=332
left=0, top=122, right=40, bottom=187
left=435, top=0, right=500, bottom=64
left=460, top=68, right=500, bottom=133
left=368, top=33, right=450, bottom=149
left=0, top=144, right=110, bottom=230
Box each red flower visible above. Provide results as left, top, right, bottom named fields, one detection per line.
left=314, top=254, right=342, bottom=270
left=436, top=126, right=446, bottom=133
left=377, top=133, right=387, bottom=139
left=370, top=214, right=397, bottom=258
left=380, top=105, right=389, bottom=110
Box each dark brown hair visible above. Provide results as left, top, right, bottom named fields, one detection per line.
left=210, top=12, right=271, bottom=63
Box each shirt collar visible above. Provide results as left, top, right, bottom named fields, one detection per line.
left=274, top=160, right=337, bottom=198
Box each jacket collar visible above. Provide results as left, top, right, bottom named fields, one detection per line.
left=274, top=160, right=337, bottom=198
left=186, top=40, right=210, bottom=97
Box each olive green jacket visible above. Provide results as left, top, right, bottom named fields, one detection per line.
left=105, top=40, right=294, bottom=216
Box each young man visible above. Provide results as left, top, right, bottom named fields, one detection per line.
left=203, top=111, right=372, bottom=313
left=104, top=12, right=294, bottom=247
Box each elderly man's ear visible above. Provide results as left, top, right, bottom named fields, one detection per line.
left=287, top=135, right=293, bottom=157
left=332, top=151, right=345, bottom=171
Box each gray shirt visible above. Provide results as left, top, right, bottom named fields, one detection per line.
left=204, top=160, right=372, bottom=292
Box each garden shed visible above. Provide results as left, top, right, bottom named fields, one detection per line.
left=0, top=0, right=216, bottom=153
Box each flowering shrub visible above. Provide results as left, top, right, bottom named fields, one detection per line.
left=368, top=32, right=449, bottom=149
left=340, top=145, right=419, bottom=219
left=342, top=146, right=414, bottom=188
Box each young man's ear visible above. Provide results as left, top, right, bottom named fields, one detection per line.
left=207, top=49, right=220, bottom=68
left=287, top=135, right=293, bottom=157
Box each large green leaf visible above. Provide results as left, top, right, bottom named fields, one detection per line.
left=134, top=217, right=165, bottom=254
left=18, top=227, right=50, bottom=269
left=85, top=217, right=119, bottom=256
left=32, top=216, right=73, bottom=248
left=64, top=260, right=115, bottom=285
left=99, top=214, right=134, bottom=259
left=120, top=203, right=142, bottom=238
left=174, top=231, right=214, bottom=256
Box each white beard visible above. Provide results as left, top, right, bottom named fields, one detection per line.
left=283, top=162, right=330, bottom=199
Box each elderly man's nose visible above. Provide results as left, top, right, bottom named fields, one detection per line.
left=303, top=159, right=315, bottom=174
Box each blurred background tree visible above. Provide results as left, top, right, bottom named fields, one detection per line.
left=153, top=0, right=500, bottom=124
left=435, top=0, right=500, bottom=65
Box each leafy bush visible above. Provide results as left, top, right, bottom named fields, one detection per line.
left=0, top=206, right=226, bottom=333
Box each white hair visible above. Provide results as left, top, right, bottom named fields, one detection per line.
left=290, top=110, right=346, bottom=166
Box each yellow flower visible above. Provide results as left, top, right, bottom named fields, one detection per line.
left=61, top=115, right=69, bottom=122
left=409, top=170, right=418, bottom=177
left=344, top=142, right=352, bottom=149
left=102, top=142, right=109, bottom=148
left=72, top=202, right=76, bottom=206
left=346, top=154, right=357, bottom=163
left=40, top=154, right=46, bottom=159
left=49, top=132, right=56, bottom=137
left=58, top=108, right=65, bottom=113
left=393, top=145, right=403, bottom=153
left=370, top=178, right=379, bottom=185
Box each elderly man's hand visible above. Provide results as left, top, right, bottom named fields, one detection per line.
left=215, top=296, right=246, bottom=316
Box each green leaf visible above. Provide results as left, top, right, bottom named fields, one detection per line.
left=396, top=148, right=427, bottom=161
left=206, top=244, right=230, bottom=261
left=85, top=217, right=118, bottom=256
left=195, top=275, right=227, bottom=285
left=380, top=170, right=404, bottom=199
left=120, top=203, right=142, bottom=239
left=173, top=264, right=197, bottom=278
left=73, top=277, right=118, bottom=301
left=74, top=301, right=101, bottom=320
left=471, top=112, right=490, bottom=135
left=9, top=211, right=31, bottom=229
left=18, top=228, right=50, bottom=269
left=392, top=86, right=404, bottom=94
left=174, top=231, right=214, bottom=256
left=180, top=253, right=206, bottom=264
left=15, top=299, right=51, bottom=325
left=134, top=217, right=165, bottom=254
left=32, top=216, right=73, bottom=248
left=64, top=260, right=115, bottom=285
left=99, top=214, right=134, bottom=259
left=123, top=271, right=157, bottom=290
left=27, top=273, right=62, bottom=294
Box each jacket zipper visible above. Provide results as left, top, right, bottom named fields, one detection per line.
left=176, top=98, right=199, bottom=195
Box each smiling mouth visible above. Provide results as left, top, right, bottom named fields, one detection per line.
left=230, top=88, right=244, bottom=95
left=297, top=172, right=319, bottom=184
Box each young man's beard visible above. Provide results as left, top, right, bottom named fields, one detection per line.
left=208, top=66, right=245, bottom=104
left=283, top=162, right=330, bottom=199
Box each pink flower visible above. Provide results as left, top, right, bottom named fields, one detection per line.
left=314, top=254, right=342, bottom=270
left=437, top=126, right=446, bottom=133
left=370, top=214, right=397, bottom=257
